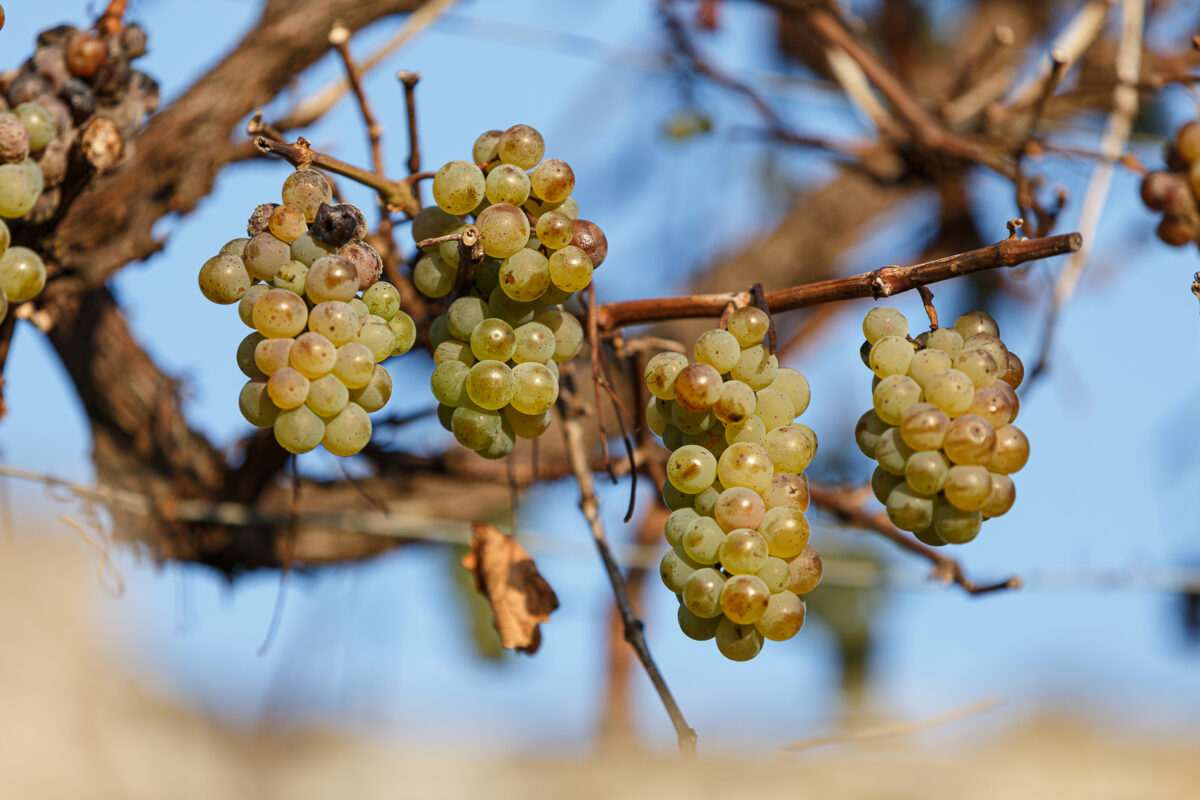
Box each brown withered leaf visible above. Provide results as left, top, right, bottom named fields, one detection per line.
left=461, top=522, right=559, bottom=655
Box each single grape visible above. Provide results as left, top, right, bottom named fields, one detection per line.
left=339, top=242, right=382, bottom=293
left=863, top=307, right=908, bottom=343
left=942, top=414, right=996, bottom=465
left=713, top=487, right=766, bottom=532
left=289, top=331, right=336, bottom=378
left=943, top=465, right=991, bottom=511
left=510, top=362, right=558, bottom=414
left=885, top=483, right=935, bottom=532
left=924, top=369, right=974, bottom=416
left=768, top=368, right=810, bottom=417
left=308, top=373, right=350, bottom=417
left=535, top=210, right=574, bottom=249
left=13, top=102, right=56, bottom=151
left=253, top=288, right=308, bottom=337
left=717, top=442, right=773, bottom=493
left=727, top=307, right=770, bottom=347
left=467, top=317, right=514, bottom=362
left=963, top=333, right=1008, bottom=376
left=350, top=317, right=395, bottom=363
left=682, top=517, right=726, bottom=565
left=254, top=336, right=294, bottom=376
left=664, top=508, right=699, bottom=547
left=267, top=366, right=310, bottom=410
left=660, top=547, right=699, bottom=593
left=310, top=202, right=366, bottom=248
left=666, top=444, right=718, bottom=494
left=679, top=567, right=725, bottom=618
left=534, top=309, right=583, bottom=362
left=305, top=254, right=358, bottom=304
left=1001, top=351, right=1025, bottom=389
left=477, top=203, right=530, bottom=259
left=854, top=410, right=889, bottom=458
left=452, top=406, right=503, bottom=450
left=307, top=300, right=360, bottom=346
left=713, top=380, right=756, bottom=425
left=498, top=249, right=551, bottom=302
left=512, top=322, right=556, bottom=364
left=925, top=327, right=964, bottom=359
left=389, top=311, right=416, bottom=356
left=693, top=483, right=722, bottom=518
left=0, top=245, right=46, bottom=302
left=247, top=203, right=278, bottom=237
left=678, top=606, right=721, bottom=641
left=484, top=162, right=530, bottom=205
left=272, top=260, right=308, bottom=296
left=731, top=345, right=778, bottom=390
left=873, top=374, right=922, bottom=426
left=725, top=415, right=766, bottom=445
left=755, top=591, right=806, bottom=641
left=987, top=424, right=1029, bottom=474
left=497, top=124, right=545, bottom=169
left=755, top=388, right=795, bottom=431
left=274, top=405, right=325, bottom=454
left=267, top=204, right=306, bottom=243
left=236, top=332, right=265, bottom=378
left=466, top=360, right=515, bottom=410
left=899, top=402, right=949, bottom=450
left=904, top=449, right=950, bottom=495
left=433, top=340, right=476, bottom=366
left=980, top=472, right=1016, bottom=518
left=290, top=233, right=333, bottom=266
left=756, top=557, right=791, bottom=594
left=762, top=473, right=809, bottom=512
left=505, top=406, right=552, bottom=439
left=966, top=385, right=1013, bottom=429
left=953, top=310, right=999, bottom=339
left=322, top=402, right=372, bottom=457
left=412, top=253, right=457, bottom=299
left=874, top=426, right=915, bottom=476
left=238, top=379, right=278, bottom=428
left=869, top=335, right=915, bottom=378
left=871, top=466, right=904, bottom=503
left=672, top=363, right=721, bottom=412
left=758, top=506, right=810, bottom=559
left=530, top=158, right=574, bottom=203
left=953, top=348, right=999, bottom=388
left=431, top=360, right=470, bottom=407
left=715, top=617, right=764, bottom=661
left=362, top=281, right=401, bottom=321
left=907, top=348, right=952, bottom=388
left=333, top=342, right=376, bottom=389
left=786, top=545, right=823, bottom=594
left=281, top=169, right=333, bottom=223
left=763, top=424, right=816, bottom=473
left=570, top=219, right=607, bottom=268
left=932, top=498, right=982, bottom=544
left=644, top=351, right=689, bottom=400
left=719, top=573, right=770, bottom=623
left=547, top=245, right=592, bottom=292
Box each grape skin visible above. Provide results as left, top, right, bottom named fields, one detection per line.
left=198, top=254, right=250, bottom=305
left=0, top=245, right=47, bottom=302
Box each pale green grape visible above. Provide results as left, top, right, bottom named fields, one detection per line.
left=693, top=483, right=722, bottom=518
left=953, top=348, right=999, bottom=388
left=953, top=310, right=999, bottom=339
left=662, top=481, right=694, bottom=512
left=288, top=332, right=336, bottom=378
left=433, top=340, right=476, bottom=367
left=485, top=163, right=530, bottom=205
left=757, top=557, right=790, bottom=594
left=432, top=160, right=485, bottom=214
left=497, top=124, right=545, bottom=169
left=534, top=309, right=583, bottom=362
left=869, top=335, right=914, bottom=377
left=932, top=498, right=982, bottom=544
left=473, top=130, right=502, bottom=165
left=218, top=238, right=248, bottom=259
left=510, top=362, right=557, bottom=414
left=431, top=360, right=470, bottom=407
left=719, top=529, right=770, bottom=575
left=874, top=426, right=914, bottom=476
left=389, top=311, right=417, bottom=355
left=713, top=380, right=756, bottom=425
left=306, top=254, right=359, bottom=304
left=942, top=414, right=995, bottom=465
left=198, top=253, right=250, bottom=305
left=0, top=158, right=43, bottom=218
left=754, top=388, right=794, bottom=431
left=281, top=169, right=333, bottom=222
left=470, top=317, right=517, bottom=362
left=871, top=466, right=903, bottom=504
left=353, top=317, right=397, bottom=362
left=963, top=333, right=1008, bottom=376
left=786, top=545, right=823, bottom=594
left=719, top=573, right=770, bottom=623
left=678, top=606, right=721, bottom=641
left=347, top=366, right=391, bottom=413
left=466, top=360, right=515, bottom=410
left=547, top=245, right=591, bottom=292
left=486, top=287, right=535, bottom=329
left=274, top=405, right=325, bottom=453
left=290, top=233, right=333, bottom=266
left=268, top=204, right=306, bottom=244
left=252, top=288, right=308, bottom=337
left=443, top=296, right=486, bottom=341
left=452, top=406, right=503, bottom=450
left=504, top=406, right=552, bottom=439
left=308, top=300, right=361, bottom=346
left=644, top=351, right=689, bottom=400
left=980, top=472, right=1016, bottom=518
left=715, top=617, right=764, bottom=661
left=267, top=366, right=310, bottom=410
left=682, top=517, right=725, bottom=565
left=535, top=211, right=574, bottom=249
left=254, top=337, right=294, bottom=376
left=660, top=547, right=698, bottom=593
left=236, top=332, right=265, bottom=378
left=333, top=342, right=376, bottom=389
left=0, top=219, right=11, bottom=253
left=727, top=307, right=769, bottom=347
left=414, top=252, right=457, bottom=298
left=899, top=402, right=949, bottom=450
left=873, top=374, right=922, bottom=426
left=763, top=424, right=816, bottom=473
left=667, top=445, right=718, bottom=494
left=925, top=327, right=964, bottom=358
left=530, top=158, right=574, bottom=203
left=755, top=591, right=805, bottom=641
left=906, top=348, right=952, bottom=388
left=308, top=373, right=350, bottom=417
left=987, top=424, right=1029, bottom=474
left=924, top=368, right=974, bottom=416
left=662, top=425, right=684, bottom=451
left=362, top=281, right=401, bottom=320
left=322, top=402, right=372, bottom=457
left=966, top=385, right=1014, bottom=429
left=762, top=473, right=809, bottom=512
left=438, top=222, right=468, bottom=266
left=238, top=379, right=278, bottom=428
left=645, top=397, right=668, bottom=437
left=905, top=450, right=950, bottom=495
left=512, top=322, right=555, bottom=364
left=477, top=203, right=530, bottom=259
left=351, top=299, right=370, bottom=319
left=713, top=487, right=765, bottom=533
left=768, top=368, right=810, bottom=417
left=862, top=306, right=907, bottom=343
left=673, top=363, right=722, bottom=412
left=682, top=567, right=725, bottom=618
left=664, top=508, right=699, bottom=547
left=730, top=345, right=778, bottom=389
left=689, top=328, right=737, bottom=374
left=854, top=410, right=889, bottom=458
left=0, top=246, right=47, bottom=302
left=498, top=249, right=551, bottom=302
left=671, top=403, right=716, bottom=436
left=943, top=465, right=991, bottom=511
left=913, top=526, right=947, bottom=547
left=758, top=506, right=810, bottom=559
left=273, top=260, right=308, bottom=295
left=244, top=232, right=291, bottom=281
left=725, top=415, right=766, bottom=445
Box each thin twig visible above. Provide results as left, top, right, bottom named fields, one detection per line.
left=781, top=697, right=1000, bottom=752
left=917, top=285, right=938, bottom=329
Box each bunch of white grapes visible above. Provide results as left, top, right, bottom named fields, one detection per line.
left=646, top=307, right=822, bottom=662
left=416, top=124, right=606, bottom=456
left=197, top=168, right=416, bottom=456
left=0, top=101, right=56, bottom=322
left=854, top=307, right=1028, bottom=545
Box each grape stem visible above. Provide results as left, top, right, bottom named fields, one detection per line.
left=557, top=365, right=699, bottom=759
left=917, top=285, right=938, bottom=329
left=592, top=232, right=1081, bottom=330
left=808, top=484, right=1022, bottom=595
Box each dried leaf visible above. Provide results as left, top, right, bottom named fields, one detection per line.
left=461, top=522, right=559, bottom=655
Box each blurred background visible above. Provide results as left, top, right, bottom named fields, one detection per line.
left=1, top=0, right=1199, bottom=796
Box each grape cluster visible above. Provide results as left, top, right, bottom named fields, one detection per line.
left=1141, top=122, right=1200, bottom=247
left=646, top=308, right=822, bottom=661
left=854, top=308, right=1028, bottom=546
left=198, top=169, right=416, bottom=456
left=0, top=18, right=158, bottom=322
left=417, top=125, right=605, bottom=457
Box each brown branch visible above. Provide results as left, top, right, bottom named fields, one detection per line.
left=594, top=232, right=1081, bottom=330
left=808, top=485, right=1021, bottom=595
left=254, top=137, right=418, bottom=216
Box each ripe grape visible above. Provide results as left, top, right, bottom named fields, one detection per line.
left=768, top=368, right=810, bottom=416
left=682, top=568, right=726, bottom=618
left=510, top=362, right=558, bottom=414
left=498, top=249, right=551, bottom=302
left=953, top=348, right=999, bottom=388
left=254, top=336, right=293, bottom=375
left=907, top=348, right=952, bottom=387
left=943, top=465, right=991, bottom=511
left=660, top=547, right=698, bottom=593
left=470, top=317, right=517, bottom=362
left=282, top=169, right=334, bottom=222
left=432, top=160, right=486, bottom=215
left=570, top=219, right=608, bottom=267
left=535, top=211, right=574, bottom=249
left=333, top=342, right=376, bottom=389
left=0, top=245, right=46, bottom=302
left=306, top=254, right=359, bottom=303
left=308, top=373, right=350, bottom=417
left=252, top=288, right=308, bottom=337
left=472, top=130, right=502, bottom=165
left=854, top=409, right=889, bottom=458
left=904, top=449, right=950, bottom=495
left=13, top=102, right=56, bottom=150
left=485, top=163, right=530, bottom=205
left=466, top=360, right=515, bottom=410
left=719, top=573, right=770, bottom=622
left=725, top=415, right=766, bottom=445
left=756, top=557, right=791, bottom=593
left=987, top=424, right=1029, bottom=473
left=273, top=260, right=308, bottom=295
left=862, top=306, right=907, bottom=343
left=477, top=203, right=530, bottom=259
left=924, top=327, right=963, bottom=358
left=763, top=424, right=816, bottom=473
left=530, top=158, right=574, bottom=203
left=932, top=499, right=982, bottom=544
left=942, top=414, right=996, bottom=465
left=924, top=369, right=974, bottom=416
left=673, top=363, right=722, bottom=412
left=513, top=321, right=556, bottom=363
left=755, top=591, right=806, bottom=641
left=980, top=473, right=1016, bottom=518
left=682, top=517, right=726, bottom=565
left=547, top=245, right=592, bottom=291
left=534, top=308, right=583, bottom=361
left=757, top=506, right=810, bottom=559
left=236, top=332, right=265, bottom=378
left=644, top=351, right=689, bottom=400
left=953, top=310, right=999, bottom=339
left=243, top=232, right=291, bottom=281
left=307, top=300, right=360, bottom=345
left=761, top=473, right=809, bottom=512
left=899, top=402, right=949, bottom=450
left=786, top=545, right=823, bottom=594
left=873, top=374, right=921, bottom=425
left=239, top=379, right=278, bottom=428
left=754, top=388, right=795, bottom=430
left=713, top=487, right=766, bottom=532
left=505, top=407, right=552, bottom=439
left=267, top=204, right=306, bottom=243
left=274, top=405, right=325, bottom=454
left=353, top=317, right=396, bottom=362
left=665, top=508, right=700, bottom=547
left=290, top=233, right=332, bottom=266
left=727, top=306, right=769, bottom=347
left=497, top=124, right=545, bottom=169
left=322, top=403, right=372, bottom=456
left=869, top=335, right=914, bottom=377
left=886, top=483, right=935, bottom=531
left=717, top=442, right=773, bottom=492
left=731, top=345, right=778, bottom=389
left=362, top=281, right=401, bottom=320
left=871, top=466, right=904, bottom=503
left=389, top=311, right=416, bottom=355
left=289, top=331, right=337, bottom=378
left=715, top=617, right=764, bottom=661
left=875, top=426, right=915, bottom=475
left=452, top=405, right=503, bottom=451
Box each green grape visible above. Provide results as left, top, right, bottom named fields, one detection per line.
left=730, top=345, right=778, bottom=389
left=470, top=258, right=501, bottom=296
left=727, top=307, right=769, bottom=347
left=308, top=300, right=360, bottom=346
left=238, top=379, right=279, bottom=428
left=862, top=307, right=908, bottom=343
left=268, top=204, right=307, bottom=244
left=333, top=342, right=376, bottom=389
left=236, top=332, right=265, bottom=378
left=535, top=211, right=574, bottom=249
left=472, top=129, right=502, bottom=165
left=874, top=426, right=914, bottom=476
left=925, top=327, right=964, bottom=358
left=0, top=158, right=43, bottom=218
left=488, top=286, right=536, bottom=327
left=980, top=472, right=1016, bottom=518
left=924, top=369, right=974, bottom=416
left=899, top=402, right=949, bottom=450
left=693, top=482, right=722, bottom=517
left=470, top=317, right=517, bottom=362
left=873, top=374, right=921, bottom=426
left=671, top=403, right=716, bottom=435
left=413, top=252, right=457, bottom=298
left=966, top=385, right=1014, bottom=429
left=662, top=425, right=684, bottom=451
left=353, top=317, right=397, bottom=362
left=664, top=508, right=699, bottom=547
left=452, top=406, right=503, bottom=450
left=274, top=404, right=325, bottom=454
left=660, top=547, right=698, bottom=593
left=267, top=366, right=310, bottom=410
left=437, top=222, right=468, bottom=266
left=719, top=573, right=770, bottom=623
left=254, top=336, right=292, bottom=376
left=678, top=606, right=721, bottom=641
left=912, top=525, right=946, bottom=547
left=932, top=498, right=982, bottom=544
left=755, top=591, right=804, bottom=641
left=497, top=124, right=545, bottom=169
left=667, top=444, right=718, bottom=494
left=644, top=351, right=689, bottom=400
left=0, top=246, right=47, bottom=302
left=431, top=160, right=485, bottom=215
left=498, top=249, right=551, bottom=302
left=987, top=424, right=1029, bottom=474
left=1001, top=351, right=1025, bottom=389
left=907, top=348, right=952, bottom=388
left=389, top=311, right=417, bottom=355
left=435, top=404, right=455, bottom=431
left=534, top=308, right=583, bottom=362
left=869, top=335, right=914, bottom=378
left=682, top=517, right=725, bottom=565
left=547, top=245, right=592, bottom=292
left=322, top=402, right=372, bottom=457
left=854, top=410, right=889, bottom=458
left=307, top=373, right=350, bottom=417
left=363, top=281, right=401, bottom=320
left=725, top=415, right=766, bottom=445
left=690, top=329, right=737, bottom=374
left=720, top=529, right=770, bottom=575
left=953, top=348, right=999, bottom=388
left=786, top=545, right=823, bottom=594
left=662, top=480, right=694, bottom=512
left=243, top=232, right=291, bottom=281
left=762, top=473, right=809, bottom=512
left=645, top=397, right=668, bottom=437
left=510, top=362, right=558, bottom=414
left=290, top=233, right=333, bottom=266
left=273, top=260, right=308, bottom=295
left=348, top=298, right=369, bottom=319
left=673, top=363, right=722, bottom=412
left=504, top=406, right=552, bottom=439
left=411, top=206, right=458, bottom=247
left=431, top=360, right=471, bottom=407
left=442, top=296, right=485, bottom=341
left=287, top=332, right=336, bottom=379
left=512, top=322, right=555, bottom=364
left=197, top=253, right=250, bottom=305
left=756, top=557, right=791, bottom=594
left=942, top=414, right=996, bottom=465
left=281, top=169, right=333, bottom=222
left=768, top=368, right=810, bottom=417
left=477, top=203, right=530, bottom=259
left=871, top=466, right=904, bottom=504
left=484, top=163, right=530, bottom=205
left=0, top=218, right=10, bottom=254
left=963, top=333, right=1008, bottom=376
left=757, top=506, right=810, bottom=559
left=530, top=158, right=574, bottom=203
left=252, top=288, right=308, bottom=337
left=905, top=450, right=950, bottom=495
left=537, top=283, right=574, bottom=308
left=754, top=388, right=794, bottom=431
left=682, top=567, right=726, bottom=618
left=466, top=360, right=515, bottom=410
left=305, top=254, right=359, bottom=304
left=348, top=366, right=392, bottom=413
left=953, top=310, right=999, bottom=339
left=433, top=340, right=476, bottom=366
left=220, top=238, right=249, bottom=258
left=715, top=617, right=764, bottom=661
left=713, top=380, right=755, bottom=425
left=763, top=425, right=815, bottom=473
left=713, top=487, right=765, bottom=532
left=943, top=465, right=991, bottom=512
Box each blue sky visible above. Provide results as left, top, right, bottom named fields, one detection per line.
left=3, top=0, right=1198, bottom=754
